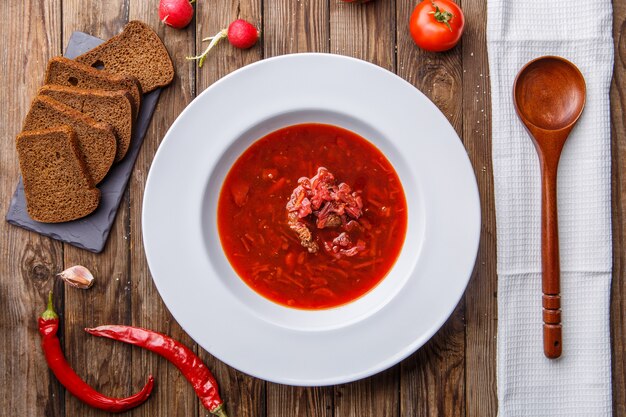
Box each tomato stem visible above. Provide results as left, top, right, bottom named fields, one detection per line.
left=429, top=3, right=454, bottom=31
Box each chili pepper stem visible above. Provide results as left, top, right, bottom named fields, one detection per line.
left=41, top=291, right=58, bottom=320
left=186, top=29, right=228, bottom=67
left=211, top=404, right=228, bottom=417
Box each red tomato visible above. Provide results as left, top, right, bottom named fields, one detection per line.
left=409, top=0, right=464, bottom=52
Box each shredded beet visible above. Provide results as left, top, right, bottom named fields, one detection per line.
left=286, top=167, right=365, bottom=256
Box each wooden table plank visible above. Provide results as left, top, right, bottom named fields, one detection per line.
left=330, top=1, right=395, bottom=71
left=460, top=0, right=498, bottom=416
left=329, top=2, right=399, bottom=416
left=194, top=1, right=265, bottom=417
left=59, top=2, right=134, bottom=416
left=610, top=0, right=626, bottom=415
left=125, top=3, right=199, bottom=417
left=264, top=0, right=330, bottom=56
left=263, top=1, right=333, bottom=416
left=395, top=1, right=466, bottom=417
left=0, top=2, right=64, bottom=417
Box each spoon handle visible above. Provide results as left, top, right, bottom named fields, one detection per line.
left=540, top=156, right=562, bottom=358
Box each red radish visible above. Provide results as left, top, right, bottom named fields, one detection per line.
left=226, top=19, right=260, bottom=49
left=159, top=0, right=194, bottom=29
left=187, top=19, right=260, bottom=67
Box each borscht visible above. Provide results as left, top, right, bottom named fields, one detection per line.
left=217, top=123, right=407, bottom=309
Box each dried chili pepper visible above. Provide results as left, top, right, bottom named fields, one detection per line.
left=38, top=292, right=154, bottom=413
left=85, top=325, right=228, bottom=417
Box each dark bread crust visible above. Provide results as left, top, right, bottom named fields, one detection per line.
left=76, top=20, right=174, bottom=93
left=44, top=56, right=142, bottom=119
left=16, top=126, right=100, bottom=223
left=39, top=85, right=134, bottom=162
left=22, top=95, right=117, bottom=184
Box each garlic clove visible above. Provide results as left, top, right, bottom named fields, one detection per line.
left=57, top=265, right=95, bottom=289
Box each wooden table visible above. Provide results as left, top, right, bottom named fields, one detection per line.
left=1, top=1, right=624, bottom=416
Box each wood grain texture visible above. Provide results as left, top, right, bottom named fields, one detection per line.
left=263, top=1, right=332, bottom=416
left=330, top=0, right=394, bottom=71
left=194, top=1, right=266, bottom=417
left=611, top=0, right=626, bottom=415
left=460, top=0, right=498, bottom=414
left=329, top=2, right=399, bottom=416
left=126, top=2, right=199, bottom=417
left=399, top=305, right=465, bottom=417
left=264, top=0, right=329, bottom=56
left=267, top=384, right=333, bottom=417
left=335, top=368, right=399, bottom=417
left=396, top=0, right=465, bottom=416
left=59, top=3, right=134, bottom=416
left=0, top=2, right=64, bottom=417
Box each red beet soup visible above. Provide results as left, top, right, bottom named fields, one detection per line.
left=217, top=123, right=407, bottom=309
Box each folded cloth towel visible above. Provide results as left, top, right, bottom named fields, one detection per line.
left=486, top=1, right=614, bottom=416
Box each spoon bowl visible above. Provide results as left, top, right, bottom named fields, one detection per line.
left=513, top=56, right=586, bottom=359
left=515, top=57, right=586, bottom=131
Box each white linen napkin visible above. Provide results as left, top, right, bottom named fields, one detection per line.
left=486, top=1, right=614, bottom=416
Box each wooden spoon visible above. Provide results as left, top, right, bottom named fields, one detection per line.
left=513, top=56, right=586, bottom=359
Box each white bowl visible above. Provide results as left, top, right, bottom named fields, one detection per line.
left=143, top=53, right=480, bottom=386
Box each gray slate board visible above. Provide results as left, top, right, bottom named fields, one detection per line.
left=6, top=31, right=161, bottom=253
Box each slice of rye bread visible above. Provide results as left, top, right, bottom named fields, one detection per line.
left=22, top=95, right=117, bottom=184
left=16, top=126, right=100, bottom=223
left=39, top=85, right=134, bottom=162
left=44, top=56, right=142, bottom=119
left=76, top=20, right=174, bottom=93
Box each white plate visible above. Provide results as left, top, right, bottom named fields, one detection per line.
left=143, top=53, right=480, bottom=386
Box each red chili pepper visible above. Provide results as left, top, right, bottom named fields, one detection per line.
left=38, top=292, right=154, bottom=413
left=85, top=325, right=228, bottom=417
